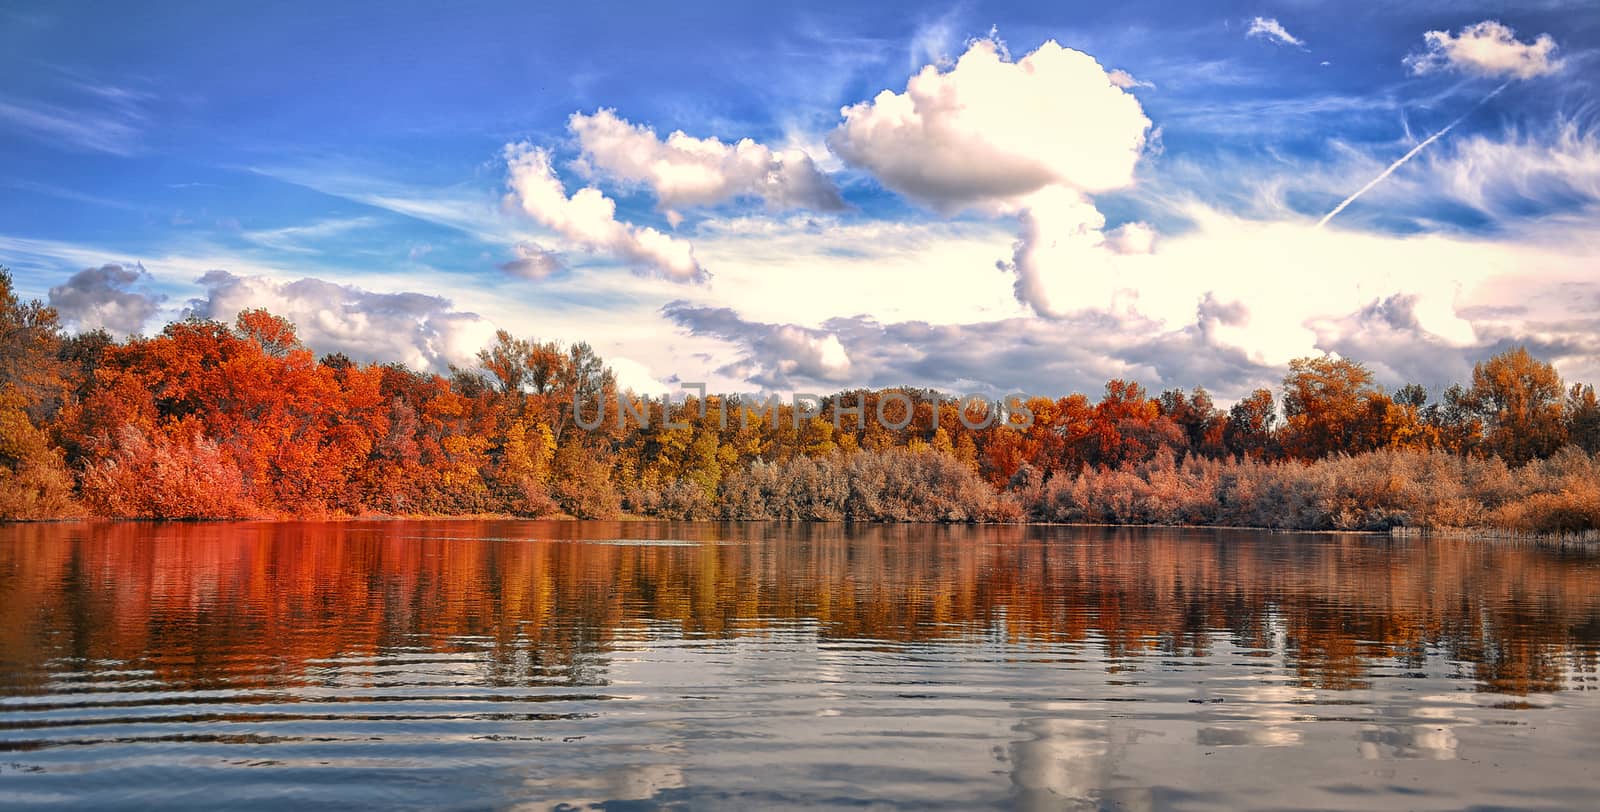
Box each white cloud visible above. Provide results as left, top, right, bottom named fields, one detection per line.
left=0, top=77, right=154, bottom=156
left=688, top=214, right=1019, bottom=326
left=1108, top=69, right=1155, bottom=90
left=660, top=303, right=854, bottom=389
left=779, top=129, right=844, bottom=173
left=47, top=263, right=166, bottom=336
left=783, top=329, right=853, bottom=382
left=607, top=356, right=670, bottom=395
left=1104, top=221, right=1157, bottom=255
left=498, top=241, right=566, bottom=281
left=568, top=109, right=844, bottom=214
left=1419, top=121, right=1600, bottom=218
left=503, top=143, right=706, bottom=282
left=239, top=216, right=379, bottom=255
left=828, top=37, right=1151, bottom=211
left=1001, top=186, right=1118, bottom=319
left=828, top=36, right=1153, bottom=319
left=667, top=203, right=1600, bottom=398
left=1246, top=17, right=1304, bottom=48
left=186, top=271, right=499, bottom=373
left=1405, top=20, right=1562, bottom=80
left=907, top=11, right=961, bottom=72
left=243, top=162, right=516, bottom=246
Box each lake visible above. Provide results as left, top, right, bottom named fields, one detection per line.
left=1, top=521, right=1598, bottom=810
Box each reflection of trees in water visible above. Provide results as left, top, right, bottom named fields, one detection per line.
left=2, top=521, right=1598, bottom=696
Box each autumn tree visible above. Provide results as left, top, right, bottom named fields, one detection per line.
left=236, top=308, right=301, bottom=358
left=80, top=424, right=254, bottom=519
left=18, top=287, right=1593, bottom=524
left=0, top=270, right=77, bottom=518
left=1224, top=388, right=1277, bottom=459
left=1280, top=356, right=1378, bottom=459
left=0, top=387, right=78, bottom=518
left=1468, top=347, right=1566, bottom=465
left=1081, top=380, right=1182, bottom=468
left=477, top=329, right=534, bottom=397
left=1425, top=384, right=1482, bottom=455
left=1394, top=383, right=1428, bottom=410
left=1159, top=387, right=1226, bottom=457
left=1567, top=383, right=1600, bottom=454
left=1349, top=391, right=1429, bottom=452
left=0, top=268, right=69, bottom=422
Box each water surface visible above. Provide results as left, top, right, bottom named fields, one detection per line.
left=2, top=521, right=1598, bottom=809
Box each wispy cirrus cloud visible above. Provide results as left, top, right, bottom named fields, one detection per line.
left=239, top=216, right=382, bottom=255
left=240, top=162, right=520, bottom=245
left=1107, top=69, right=1155, bottom=91
left=0, top=64, right=158, bottom=155
left=0, top=95, right=145, bottom=155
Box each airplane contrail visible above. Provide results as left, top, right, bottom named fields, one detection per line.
left=1316, top=82, right=1510, bottom=229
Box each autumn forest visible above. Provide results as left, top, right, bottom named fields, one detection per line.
left=3, top=270, right=1598, bottom=532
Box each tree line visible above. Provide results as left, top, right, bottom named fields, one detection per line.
left=2, top=269, right=1597, bottom=530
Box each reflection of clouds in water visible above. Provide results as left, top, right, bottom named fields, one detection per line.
left=1007, top=718, right=1112, bottom=811
left=1359, top=724, right=1459, bottom=761
left=1197, top=724, right=1301, bottom=748
left=513, top=763, right=685, bottom=809
left=1198, top=678, right=1317, bottom=748
left=1358, top=693, right=1476, bottom=761
left=1356, top=691, right=1554, bottom=762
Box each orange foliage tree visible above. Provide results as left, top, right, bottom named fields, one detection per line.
left=2, top=277, right=1597, bottom=525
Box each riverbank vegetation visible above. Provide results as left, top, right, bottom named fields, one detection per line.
left=3, top=269, right=1598, bottom=530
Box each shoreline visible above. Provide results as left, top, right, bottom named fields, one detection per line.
left=5, top=514, right=1596, bottom=543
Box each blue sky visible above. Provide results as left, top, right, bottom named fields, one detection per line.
left=3, top=1, right=1598, bottom=399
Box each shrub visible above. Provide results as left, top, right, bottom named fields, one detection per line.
left=80, top=424, right=256, bottom=519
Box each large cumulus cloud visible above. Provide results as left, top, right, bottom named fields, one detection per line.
left=661, top=303, right=854, bottom=390
left=829, top=38, right=1149, bottom=211
left=662, top=202, right=1600, bottom=399
left=828, top=37, right=1154, bottom=318
left=569, top=109, right=844, bottom=218
left=186, top=271, right=497, bottom=373
left=503, top=143, right=706, bottom=282
left=48, top=263, right=166, bottom=336
left=663, top=300, right=1276, bottom=399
